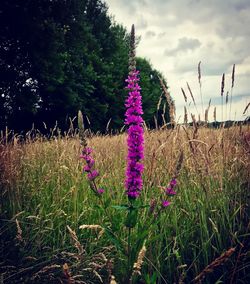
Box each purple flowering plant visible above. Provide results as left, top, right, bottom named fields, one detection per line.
left=79, top=144, right=104, bottom=197
left=78, top=25, right=183, bottom=282
left=125, top=70, right=144, bottom=200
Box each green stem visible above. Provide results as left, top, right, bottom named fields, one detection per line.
left=128, top=226, right=132, bottom=281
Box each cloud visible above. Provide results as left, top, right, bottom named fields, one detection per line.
left=164, top=37, right=202, bottom=56
left=145, top=30, right=156, bottom=38
left=106, top=0, right=250, bottom=121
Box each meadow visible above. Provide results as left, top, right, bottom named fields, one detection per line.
left=0, top=124, right=249, bottom=283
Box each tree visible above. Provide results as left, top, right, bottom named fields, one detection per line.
left=0, top=0, right=171, bottom=133
left=136, top=57, right=170, bottom=128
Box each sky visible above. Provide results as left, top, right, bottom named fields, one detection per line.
left=105, top=0, right=250, bottom=122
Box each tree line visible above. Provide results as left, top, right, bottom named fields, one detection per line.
left=0, top=0, right=171, bottom=133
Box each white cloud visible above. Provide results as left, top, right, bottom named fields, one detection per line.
left=106, top=0, right=250, bottom=121
left=164, top=37, right=202, bottom=56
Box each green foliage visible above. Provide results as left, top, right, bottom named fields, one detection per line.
left=137, top=57, right=170, bottom=127
left=1, top=128, right=249, bottom=283
left=0, top=0, right=170, bottom=132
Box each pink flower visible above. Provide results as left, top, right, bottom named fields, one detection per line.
left=170, top=179, right=177, bottom=187
left=97, top=188, right=105, bottom=194
left=162, top=200, right=171, bottom=207
left=165, top=187, right=177, bottom=195
left=125, top=70, right=144, bottom=199
left=82, top=147, right=93, bottom=155
left=87, top=170, right=99, bottom=181
left=83, top=165, right=91, bottom=172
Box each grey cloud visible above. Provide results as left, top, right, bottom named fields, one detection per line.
left=178, top=37, right=201, bottom=50
left=164, top=37, right=201, bottom=56
left=174, top=57, right=240, bottom=76
left=145, top=30, right=156, bottom=37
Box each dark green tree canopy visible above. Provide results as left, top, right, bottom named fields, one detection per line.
left=0, top=0, right=171, bottom=133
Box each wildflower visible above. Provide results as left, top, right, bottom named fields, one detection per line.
left=165, top=187, right=177, bottom=195
left=162, top=200, right=171, bottom=207
left=87, top=170, right=99, bottom=181
left=80, top=147, right=101, bottom=190
left=165, top=178, right=177, bottom=196
left=82, top=165, right=90, bottom=172
left=170, top=178, right=177, bottom=187
left=82, top=147, right=93, bottom=155
left=125, top=70, right=144, bottom=199
left=97, top=188, right=105, bottom=195
left=124, top=24, right=144, bottom=200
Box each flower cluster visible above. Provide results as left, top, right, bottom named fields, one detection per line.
left=125, top=70, right=144, bottom=199
left=162, top=178, right=177, bottom=207
left=80, top=147, right=104, bottom=195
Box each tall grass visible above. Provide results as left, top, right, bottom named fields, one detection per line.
left=0, top=124, right=249, bottom=283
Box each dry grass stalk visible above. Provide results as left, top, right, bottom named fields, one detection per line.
left=213, top=107, right=217, bottom=122
left=221, top=73, right=225, bottom=122
left=231, top=64, right=235, bottom=88
left=106, top=259, right=114, bottom=283
left=93, top=270, right=103, bottom=283
left=184, top=106, right=188, bottom=124
left=110, top=275, right=117, bottom=284
left=62, top=263, right=73, bottom=284
left=156, top=94, right=162, bottom=112
left=192, top=247, right=235, bottom=283
left=229, top=64, right=235, bottom=120
left=132, top=242, right=147, bottom=276
left=15, top=219, right=24, bottom=244
left=225, top=91, right=229, bottom=120
left=186, top=82, right=196, bottom=106
left=243, top=102, right=250, bottom=115
left=191, top=114, right=198, bottom=140
left=174, top=151, right=184, bottom=178
left=198, top=61, right=204, bottom=118
left=79, top=224, right=104, bottom=239
left=31, top=264, right=61, bottom=281
left=67, top=225, right=84, bottom=255
left=181, top=88, right=187, bottom=103
left=226, top=91, right=229, bottom=104
left=178, top=264, right=188, bottom=284
left=183, top=127, right=195, bottom=155
left=159, top=76, right=176, bottom=125
left=106, top=118, right=112, bottom=133
left=204, top=109, right=208, bottom=123
left=198, top=61, right=201, bottom=86
left=78, top=110, right=87, bottom=147
left=186, top=82, right=199, bottom=116
left=221, top=73, right=225, bottom=97
left=154, top=115, right=158, bottom=130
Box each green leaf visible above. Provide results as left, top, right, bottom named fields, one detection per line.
left=102, top=225, right=126, bottom=255
left=112, top=205, right=130, bottom=210
left=135, top=204, right=150, bottom=209
left=125, top=208, right=138, bottom=228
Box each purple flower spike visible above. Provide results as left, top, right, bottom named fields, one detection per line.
left=125, top=70, right=144, bottom=199
left=97, top=188, right=105, bottom=195
left=83, top=165, right=91, bottom=172
left=162, top=200, right=171, bottom=207
left=165, top=187, right=177, bottom=196
left=170, top=179, right=177, bottom=187
left=82, top=147, right=93, bottom=155
left=87, top=170, right=99, bottom=181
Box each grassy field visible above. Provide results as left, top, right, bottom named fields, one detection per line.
left=0, top=125, right=249, bottom=283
